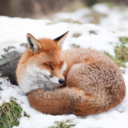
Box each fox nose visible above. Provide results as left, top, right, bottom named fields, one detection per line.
left=58, top=79, right=65, bottom=84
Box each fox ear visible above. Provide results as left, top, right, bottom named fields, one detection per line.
left=26, top=33, right=42, bottom=53
left=54, top=31, right=69, bottom=49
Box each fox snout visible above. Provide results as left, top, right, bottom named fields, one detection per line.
left=48, top=75, right=65, bottom=85
left=48, top=69, right=66, bottom=85
left=52, top=68, right=65, bottom=85
left=58, top=79, right=65, bottom=84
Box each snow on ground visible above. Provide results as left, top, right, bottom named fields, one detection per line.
left=54, top=3, right=128, bottom=31
left=0, top=3, right=128, bottom=128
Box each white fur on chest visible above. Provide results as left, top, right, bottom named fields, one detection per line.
left=18, top=66, right=54, bottom=93
left=18, top=62, right=67, bottom=93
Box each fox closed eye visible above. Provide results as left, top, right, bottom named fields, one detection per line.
left=60, top=62, right=64, bottom=69
left=44, top=63, right=53, bottom=69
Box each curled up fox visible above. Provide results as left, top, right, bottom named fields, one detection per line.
left=16, top=31, right=126, bottom=116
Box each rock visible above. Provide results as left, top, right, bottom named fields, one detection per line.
left=0, top=51, right=22, bottom=85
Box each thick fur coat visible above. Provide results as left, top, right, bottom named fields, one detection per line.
left=16, top=32, right=126, bottom=116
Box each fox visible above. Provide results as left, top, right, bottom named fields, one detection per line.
left=16, top=31, right=126, bottom=116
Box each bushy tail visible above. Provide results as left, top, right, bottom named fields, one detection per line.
left=27, top=87, right=104, bottom=116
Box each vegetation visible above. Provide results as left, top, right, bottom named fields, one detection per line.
left=85, top=10, right=107, bottom=24
left=72, top=33, right=81, bottom=38
left=47, top=18, right=82, bottom=25
left=104, top=37, right=128, bottom=69
left=104, top=1, right=118, bottom=8
left=0, top=100, right=30, bottom=128
left=70, top=44, right=80, bottom=48
left=48, top=119, right=75, bottom=128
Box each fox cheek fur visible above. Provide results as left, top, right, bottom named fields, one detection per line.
left=27, top=53, right=66, bottom=85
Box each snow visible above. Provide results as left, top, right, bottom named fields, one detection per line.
left=54, top=3, right=128, bottom=31
left=92, top=3, right=110, bottom=14
left=0, top=3, right=128, bottom=128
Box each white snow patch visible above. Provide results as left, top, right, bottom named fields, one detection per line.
left=92, top=3, right=110, bottom=14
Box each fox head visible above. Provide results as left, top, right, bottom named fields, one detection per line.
left=25, top=32, right=68, bottom=86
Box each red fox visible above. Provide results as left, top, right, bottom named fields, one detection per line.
left=16, top=32, right=126, bottom=116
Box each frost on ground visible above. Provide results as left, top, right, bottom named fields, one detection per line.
left=0, top=3, right=128, bottom=128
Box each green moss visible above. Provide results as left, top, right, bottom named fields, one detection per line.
left=104, top=37, right=128, bottom=69
left=119, top=37, right=128, bottom=45
left=23, top=111, right=30, bottom=118
left=0, top=100, right=30, bottom=128
left=0, top=100, right=22, bottom=128
left=49, top=119, right=75, bottom=128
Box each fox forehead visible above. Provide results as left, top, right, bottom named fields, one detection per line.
left=38, top=38, right=60, bottom=53
left=38, top=38, right=65, bottom=62
left=34, top=49, right=64, bottom=62
left=26, top=38, right=64, bottom=64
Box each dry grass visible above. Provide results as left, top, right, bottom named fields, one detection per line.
left=70, top=44, right=80, bottom=48
left=72, top=33, right=81, bottom=38
left=89, top=30, right=98, bottom=35
left=104, top=37, right=128, bottom=69
left=85, top=10, right=107, bottom=24
left=65, top=0, right=85, bottom=11
left=48, top=119, right=75, bottom=128
left=47, top=18, right=82, bottom=25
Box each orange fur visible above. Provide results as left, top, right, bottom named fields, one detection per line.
left=16, top=33, right=126, bottom=116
